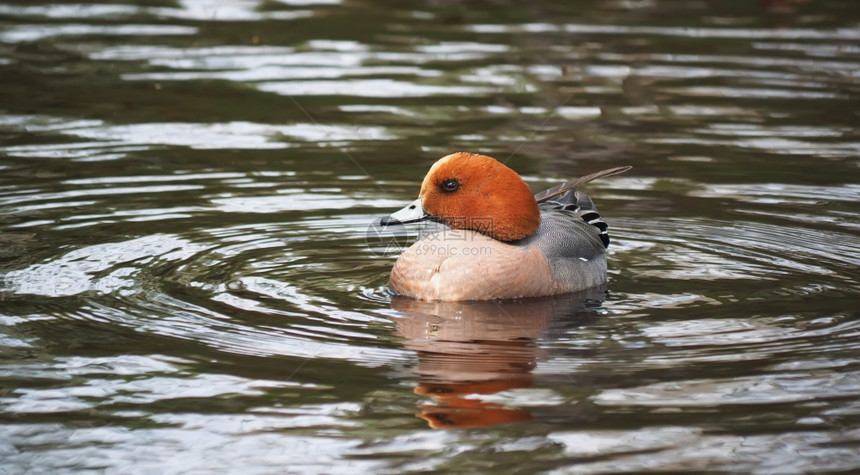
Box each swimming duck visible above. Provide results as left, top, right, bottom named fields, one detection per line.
left=382, top=152, right=629, bottom=301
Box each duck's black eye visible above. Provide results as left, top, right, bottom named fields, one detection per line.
left=441, top=178, right=460, bottom=193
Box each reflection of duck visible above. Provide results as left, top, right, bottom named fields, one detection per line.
left=759, top=0, right=811, bottom=12
left=382, top=152, right=629, bottom=301
left=391, top=287, right=605, bottom=429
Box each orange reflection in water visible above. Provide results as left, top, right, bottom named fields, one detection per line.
left=391, top=287, right=605, bottom=429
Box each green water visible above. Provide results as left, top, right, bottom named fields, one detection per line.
left=1, top=0, right=859, bottom=472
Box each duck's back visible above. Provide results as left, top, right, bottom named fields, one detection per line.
left=514, top=189, right=608, bottom=293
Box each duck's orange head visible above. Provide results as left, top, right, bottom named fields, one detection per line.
left=385, top=152, right=540, bottom=241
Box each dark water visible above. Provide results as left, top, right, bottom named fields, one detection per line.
left=2, top=0, right=860, bottom=472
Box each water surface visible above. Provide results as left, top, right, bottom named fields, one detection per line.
left=1, top=0, right=859, bottom=472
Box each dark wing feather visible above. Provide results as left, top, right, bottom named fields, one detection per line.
left=534, top=166, right=632, bottom=203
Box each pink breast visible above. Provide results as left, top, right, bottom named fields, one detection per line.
left=389, top=231, right=564, bottom=301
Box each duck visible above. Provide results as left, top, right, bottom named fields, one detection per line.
left=381, top=152, right=630, bottom=301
